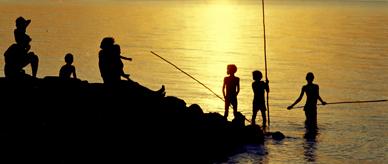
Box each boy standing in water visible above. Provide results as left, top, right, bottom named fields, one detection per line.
left=251, top=70, right=269, bottom=127
left=222, top=64, right=240, bottom=119
left=288, top=72, right=326, bottom=130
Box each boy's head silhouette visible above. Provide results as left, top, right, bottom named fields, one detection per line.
left=100, top=37, right=115, bottom=49
left=65, top=53, right=73, bottom=64
left=227, top=64, right=237, bottom=75
left=252, top=70, right=262, bottom=81
left=306, top=72, right=314, bottom=83
left=16, top=16, right=31, bottom=29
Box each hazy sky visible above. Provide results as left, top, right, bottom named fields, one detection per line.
left=1, top=0, right=387, bottom=3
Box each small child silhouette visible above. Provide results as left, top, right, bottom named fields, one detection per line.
left=222, top=64, right=240, bottom=119
left=251, top=70, right=269, bottom=127
left=59, top=53, right=77, bottom=79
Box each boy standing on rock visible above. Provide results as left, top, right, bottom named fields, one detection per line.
left=222, top=64, right=240, bottom=119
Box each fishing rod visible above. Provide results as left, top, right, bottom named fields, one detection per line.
left=150, top=51, right=224, bottom=102
left=289, top=99, right=388, bottom=109
left=150, top=51, right=252, bottom=123
left=261, top=0, right=270, bottom=127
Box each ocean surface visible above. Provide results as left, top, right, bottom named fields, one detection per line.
left=0, top=0, right=387, bottom=163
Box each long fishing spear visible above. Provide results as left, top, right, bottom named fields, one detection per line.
left=261, top=0, right=270, bottom=127
left=289, top=99, right=387, bottom=109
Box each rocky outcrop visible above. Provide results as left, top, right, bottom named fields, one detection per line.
left=0, top=77, right=264, bottom=163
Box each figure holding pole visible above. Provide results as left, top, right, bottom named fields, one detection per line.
left=260, top=0, right=270, bottom=127
left=287, top=72, right=327, bottom=131
left=251, top=70, right=269, bottom=127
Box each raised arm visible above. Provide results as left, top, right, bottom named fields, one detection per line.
left=288, top=87, right=305, bottom=109
left=120, top=56, right=132, bottom=61
left=265, top=80, right=270, bottom=93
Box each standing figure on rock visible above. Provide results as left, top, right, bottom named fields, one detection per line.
left=4, top=17, right=39, bottom=79
left=251, top=70, right=269, bottom=128
left=287, top=72, right=326, bottom=131
left=222, top=64, right=240, bottom=119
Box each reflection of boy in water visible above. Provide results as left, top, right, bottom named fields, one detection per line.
left=288, top=72, right=326, bottom=130
left=222, top=64, right=240, bottom=119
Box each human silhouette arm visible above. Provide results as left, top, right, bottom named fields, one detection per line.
left=236, top=78, right=240, bottom=96
left=287, top=87, right=305, bottom=110
left=317, top=86, right=326, bottom=105
left=72, top=67, right=77, bottom=79
left=120, top=56, right=132, bottom=61
left=222, top=78, right=226, bottom=98
left=265, top=80, right=270, bottom=93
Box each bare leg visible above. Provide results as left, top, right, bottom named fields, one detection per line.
left=29, top=52, right=39, bottom=77
left=260, top=109, right=267, bottom=128
left=251, top=109, right=257, bottom=125
left=224, top=100, right=230, bottom=118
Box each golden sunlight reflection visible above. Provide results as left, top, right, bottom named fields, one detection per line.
left=190, top=4, right=253, bottom=115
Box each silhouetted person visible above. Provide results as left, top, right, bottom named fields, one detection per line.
left=14, top=16, right=31, bottom=45
left=112, top=44, right=131, bottom=81
left=251, top=70, right=269, bottom=127
left=4, top=34, right=39, bottom=78
left=98, top=37, right=133, bottom=84
left=222, top=64, right=240, bottom=119
left=98, top=37, right=165, bottom=95
left=287, top=72, right=326, bottom=130
left=59, top=53, right=77, bottom=79
left=98, top=37, right=117, bottom=84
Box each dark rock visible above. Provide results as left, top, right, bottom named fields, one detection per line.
left=0, top=77, right=265, bottom=163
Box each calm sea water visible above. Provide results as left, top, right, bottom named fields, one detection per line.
left=1, top=1, right=387, bottom=163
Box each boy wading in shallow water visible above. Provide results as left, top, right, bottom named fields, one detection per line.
left=288, top=72, right=326, bottom=130
left=222, top=64, right=240, bottom=119
left=251, top=70, right=269, bottom=128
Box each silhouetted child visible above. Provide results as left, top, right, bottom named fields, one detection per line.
left=222, top=64, right=240, bottom=119
left=251, top=70, right=269, bottom=127
left=14, top=16, right=31, bottom=46
left=112, top=44, right=131, bottom=81
left=287, top=72, right=326, bottom=130
left=4, top=34, right=39, bottom=78
left=59, top=53, right=77, bottom=79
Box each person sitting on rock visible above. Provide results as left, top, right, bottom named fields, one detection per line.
left=4, top=34, right=39, bottom=79
left=112, top=44, right=131, bottom=81
left=59, top=53, right=77, bottom=79
left=98, top=37, right=165, bottom=96
left=14, top=16, right=31, bottom=46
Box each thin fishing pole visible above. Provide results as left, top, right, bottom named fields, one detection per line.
left=261, top=0, right=270, bottom=127
left=151, top=51, right=252, bottom=123
left=290, top=99, right=388, bottom=109
left=150, top=51, right=225, bottom=102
